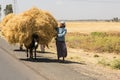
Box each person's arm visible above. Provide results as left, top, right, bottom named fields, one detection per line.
left=58, top=29, right=67, bottom=37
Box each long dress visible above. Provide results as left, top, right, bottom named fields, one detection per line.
left=56, top=27, right=67, bottom=58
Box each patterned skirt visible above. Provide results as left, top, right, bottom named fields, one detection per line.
left=56, top=41, right=67, bottom=58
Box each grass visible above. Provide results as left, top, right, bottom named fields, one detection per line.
left=98, top=58, right=120, bottom=69
left=110, top=59, right=120, bottom=69
left=66, top=32, right=120, bottom=54
left=98, top=58, right=110, bottom=66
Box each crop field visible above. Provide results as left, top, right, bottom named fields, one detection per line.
left=66, top=21, right=120, bottom=33
left=65, top=21, right=120, bottom=53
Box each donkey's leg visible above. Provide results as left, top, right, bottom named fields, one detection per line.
left=26, top=49, right=29, bottom=58
left=34, top=48, right=37, bottom=59
left=30, top=49, right=33, bottom=59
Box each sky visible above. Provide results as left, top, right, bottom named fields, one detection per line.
left=0, top=0, right=120, bottom=20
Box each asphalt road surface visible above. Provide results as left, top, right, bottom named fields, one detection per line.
left=0, top=37, right=96, bottom=80
left=0, top=38, right=46, bottom=80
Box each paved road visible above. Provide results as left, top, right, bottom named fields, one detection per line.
left=0, top=38, right=96, bottom=80
left=0, top=38, right=46, bottom=80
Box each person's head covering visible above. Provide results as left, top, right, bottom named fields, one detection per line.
left=60, top=21, right=66, bottom=28
left=60, top=21, right=65, bottom=25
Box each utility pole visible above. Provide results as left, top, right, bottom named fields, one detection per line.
left=1, top=0, right=5, bottom=20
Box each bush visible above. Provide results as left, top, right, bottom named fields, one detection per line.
left=98, top=58, right=120, bottom=69
left=110, top=59, right=120, bottom=69
left=98, top=58, right=110, bottom=66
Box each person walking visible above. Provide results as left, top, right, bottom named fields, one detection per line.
left=56, top=21, right=67, bottom=62
left=40, top=45, right=45, bottom=53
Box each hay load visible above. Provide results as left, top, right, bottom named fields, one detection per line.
left=0, top=13, right=15, bottom=27
left=1, top=7, right=58, bottom=45
left=0, top=13, right=15, bottom=30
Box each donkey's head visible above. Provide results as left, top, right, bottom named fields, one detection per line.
left=32, top=34, right=39, bottom=47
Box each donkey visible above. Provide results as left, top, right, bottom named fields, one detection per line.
left=24, top=34, right=39, bottom=59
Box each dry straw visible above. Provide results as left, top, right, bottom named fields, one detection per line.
left=1, top=7, right=58, bottom=46
left=0, top=13, right=15, bottom=30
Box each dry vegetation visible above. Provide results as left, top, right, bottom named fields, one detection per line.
left=66, top=21, right=120, bottom=33
left=66, top=32, right=120, bottom=53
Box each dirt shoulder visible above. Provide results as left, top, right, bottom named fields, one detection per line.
left=69, top=48, right=120, bottom=79
left=48, top=47, right=120, bottom=80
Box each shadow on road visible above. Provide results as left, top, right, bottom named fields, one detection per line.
left=37, top=51, right=55, bottom=54
left=14, top=49, right=55, bottom=54
left=14, top=49, right=26, bottom=52
left=14, top=49, right=86, bottom=65
left=19, top=57, right=86, bottom=65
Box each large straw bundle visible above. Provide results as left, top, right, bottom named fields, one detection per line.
left=0, top=13, right=15, bottom=30
left=1, top=7, right=58, bottom=45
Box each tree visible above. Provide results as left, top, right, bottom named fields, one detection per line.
left=4, top=4, right=13, bottom=16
